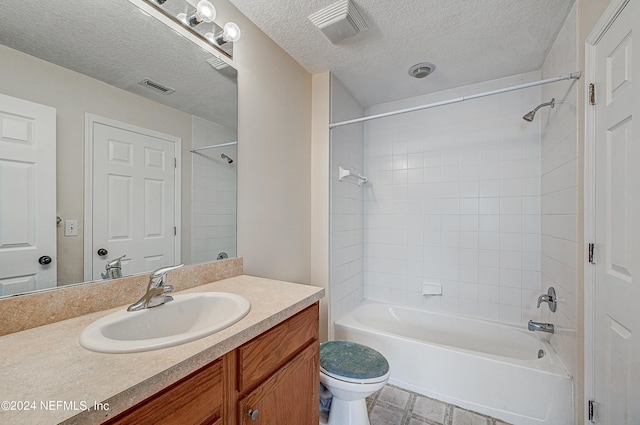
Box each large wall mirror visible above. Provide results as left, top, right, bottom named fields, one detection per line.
left=0, top=0, right=238, bottom=298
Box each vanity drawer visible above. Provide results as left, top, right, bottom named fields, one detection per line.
left=104, top=358, right=223, bottom=425
left=237, top=303, right=319, bottom=393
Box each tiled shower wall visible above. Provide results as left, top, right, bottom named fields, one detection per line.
left=330, top=76, right=365, bottom=324
left=191, top=116, right=237, bottom=264
left=540, top=3, right=579, bottom=382
left=363, top=72, right=543, bottom=324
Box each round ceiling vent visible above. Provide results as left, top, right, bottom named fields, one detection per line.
left=408, top=62, right=436, bottom=79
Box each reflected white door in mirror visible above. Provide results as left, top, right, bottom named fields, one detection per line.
left=0, top=94, right=57, bottom=295
left=84, top=115, right=181, bottom=281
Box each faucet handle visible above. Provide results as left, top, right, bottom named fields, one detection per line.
left=149, top=264, right=184, bottom=287
left=537, top=287, right=557, bottom=312
left=150, top=264, right=184, bottom=277
left=536, top=294, right=550, bottom=308
left=106, top=254, right=127, bottom=269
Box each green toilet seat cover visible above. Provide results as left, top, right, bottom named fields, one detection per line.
left=320, top=340, right=389, bottom=380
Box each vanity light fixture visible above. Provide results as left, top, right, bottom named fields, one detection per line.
left=141, top=0, right=240, bottom=58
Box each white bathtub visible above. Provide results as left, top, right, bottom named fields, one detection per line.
left=334, top=302, right=572, bottom=425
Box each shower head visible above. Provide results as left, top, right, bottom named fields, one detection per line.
left=221, top=153, right=233, bottom=164
left=522, top=98, right=555, bottom=122
left=522, top=111, right=536, bottom=122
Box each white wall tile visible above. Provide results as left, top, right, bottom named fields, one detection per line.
left=479, top=180, right=500, bottom=197
left=479, top=198, right=500, bottom=214
left=500, top=286, right=522, bottom=306
left=539, top=4, right=578, bottom=381
left=460, top=232, right=479, bottom=249
left=460, top=198, right=479, bottom=214
left=191, top=118, right=238, bottom=264
left=357, top=72, right=543, bottom=325
left=331, top=77, right=365, bottom=324
left=479, top=232, right=500, bottom=250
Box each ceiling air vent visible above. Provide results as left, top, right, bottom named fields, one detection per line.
left=207, top=56, right=229, bottom=70
left=309, top=0, right=368, bottom=44
left=138, top=79, right=175, bottom=94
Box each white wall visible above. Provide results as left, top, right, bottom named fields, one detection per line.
left=214, top=1, right=312, bottom=285
left=311, top=71, right=331, bottom=341
left=330, top=76, right=365, bottom=323
left=362, top=72, right=542, bottom=324
left=540, top=0, right=580, bottom=398
left=191, top=117, right=237, bottom=264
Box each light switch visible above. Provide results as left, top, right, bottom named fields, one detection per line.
left=65, top=219, right=78, bottom=236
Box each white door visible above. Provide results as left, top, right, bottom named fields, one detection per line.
left=593, top=0, right=640, bottom=422
left=0, top=93, right=56, bottom=295
left=86, top=116, right=180, bottom=280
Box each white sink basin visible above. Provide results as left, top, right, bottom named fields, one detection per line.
left=80, top=292, right=251, bottom=353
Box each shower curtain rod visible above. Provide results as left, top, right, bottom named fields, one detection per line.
left=190, top=141, right=237, bottom=153
left=329, top=71, right=581, bottom=129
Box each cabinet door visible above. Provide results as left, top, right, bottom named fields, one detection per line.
left=104, top=359, right=223, bottom=425
left=238, top=304, right=319, bottom=393
left=238, top=341, right=319, bottom=425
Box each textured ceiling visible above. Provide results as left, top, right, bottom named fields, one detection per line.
left=0, top=0, right=237, bottom=128
left=228, top=0, right=575, bottom=106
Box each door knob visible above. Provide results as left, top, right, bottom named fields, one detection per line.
left=38, top=256, right=52, bottom=265
left=97, top=248, right=108, bottom=256
left=247, top=409, right=259, bottom=421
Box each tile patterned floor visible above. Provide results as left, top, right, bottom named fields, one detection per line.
left=366, top=384, right=512, bottom=425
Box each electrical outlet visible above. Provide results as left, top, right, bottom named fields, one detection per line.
left=65, top=219, right=78, bottom=236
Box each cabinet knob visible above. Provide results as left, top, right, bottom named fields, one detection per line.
left=97, top=248, right=108, bottom=256
left=247, top=409, right=259, bottom=421
left=38, top=256, right=52, bottom=265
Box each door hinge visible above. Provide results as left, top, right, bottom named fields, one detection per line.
left=588, top=399, right=595, bottom=422
left=589, top=83, right=596, bottom=105
left=174, top=226, right=177, bottom=236
left=174, top=158, right=177, bottom=168
left=588, top=243, right=595, bottom=264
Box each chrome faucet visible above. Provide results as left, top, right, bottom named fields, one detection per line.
left=537, top=287, right=557, bottom=312
left=102, top=255, right=127, bottom=280
left=127, top=264, right=184, bottom=311
left=528, top=320, right=554, bottom=333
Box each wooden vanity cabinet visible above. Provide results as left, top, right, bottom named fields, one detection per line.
left=236, top=303, right=319, bottom=425
left=237, top=342, right=318, bottom=425
left=103, top=303, right=319, bottom=425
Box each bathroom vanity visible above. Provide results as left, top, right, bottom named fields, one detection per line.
left=105, top=303, right=319, bottom=425
left=0, top=275, right=323, bottom=425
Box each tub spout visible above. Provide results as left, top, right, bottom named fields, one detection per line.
left=528, top=320, right=554, bottom=333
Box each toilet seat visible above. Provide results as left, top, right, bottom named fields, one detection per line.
left=320, top=341, right=390, bottom=384
left=320, top=366, right=390, bottom=384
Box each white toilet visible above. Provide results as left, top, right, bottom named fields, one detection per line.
left=319, top=340, right=391, bottom=425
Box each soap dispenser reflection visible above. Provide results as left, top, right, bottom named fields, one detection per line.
left=102, top=255, right=127, bottom=279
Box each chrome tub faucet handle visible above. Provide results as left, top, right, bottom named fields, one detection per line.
left=537, top=287, right=557, bottom=312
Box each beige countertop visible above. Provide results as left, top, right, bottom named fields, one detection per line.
left=0, top=275, right=324, bottom=425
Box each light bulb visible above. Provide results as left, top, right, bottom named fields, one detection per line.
left=222, top=22, right=241, bottom=42
left=195, top=0, right=216, bottom=23
left=184, top=0, right=216, bottom=27
left=214, top=22, right=241, bottom=45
